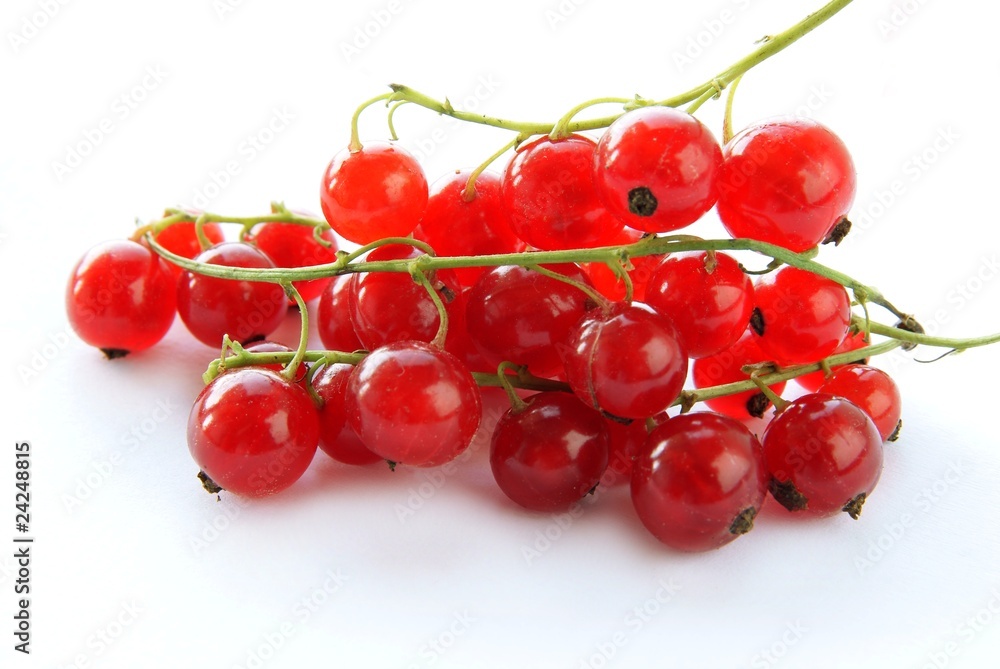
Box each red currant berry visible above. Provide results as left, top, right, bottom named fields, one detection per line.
left=66, top=239, right=177, bottom=358
left=795, top=330, right=868, bottom=392
left=320, top=141, right=428, bottom=244
left=644, top=251, right=754, bottom=359
left=762, top=394, right=883, bottom=518
left=561, top=302, right=688, bottom=420
left=317, top=275, right=364, bottom=353
left=717, top=118, right=856, bottom=252
left=349, top=244, right=461, bottom=350
left=631, top=412, right=767, bottom=551
left=818, top=365, right=902, bottom=442
left=599, top=418, right=649, bottom=488
left=501, top=134, right=623, bottom=250
left=246, top=221, right=338, bottom=303
left=413, top=171, right=526, bottom=287
left=152, top=222, right=224, bottom=278
left=465, top=263, right=596, bottom=378
left=692, top=329, right=787, bottom=420
left=312, top=363, right=382, bottom=466
left=176, top=242, right=289, bottom=347
left=751, top=266, right=851, bottom=366
left=346, top=341, right=481, bottom=467
left=490, top=392, right=609, bottom=512
left=594, top=106, right=723, bottom=233
left=187, top=368, right=320, bottom=497
left=581, top=227, right=663, bottom=302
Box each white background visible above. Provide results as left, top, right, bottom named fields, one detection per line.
left=2, top=0, right=1000, bottom=667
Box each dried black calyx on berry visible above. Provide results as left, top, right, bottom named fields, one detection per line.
left=894, top=315, right=925, bottom=351
left=887, top=419, right=903, bottom=443
left=842, top=492, right=867, bottom=520
left=198, top=470, right=223, bottom=495
left=729, top=507, right=758, bottom=535
left=750, top=307, right=765, bottom=336
left=769, top=477, right=808, bottom=512
left=627, top=186, right=658, bottom=217
left=746, top=392, right=771, bottom=419
left=100, top=348, right=130, bottom=360
left=822, top=217, right=852, bottom=246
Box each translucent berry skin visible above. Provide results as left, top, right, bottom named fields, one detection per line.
left=317, top=275, right=364, bottom=353
left=176, top=242, right=288, bottom=347
left=346, top=341, right=481, bottom=467
left=413, top=171, right=526, bottom=287
left=594, top=106, right=723, bottom=233
left=349, top=244, right=461, bottom=350
left=582, top=227, right=663, bottom=302
left=561, top=302, right=688, bottom=420
left=320, top=141, right=428, bottom=245
left=631, top=412, right=767, bottom=552
left=490, top=392, right=609, bottom=512
left=752, top=266, right=851, bottom=366
left=501, top=134, right=623, bottom=250
left=818, top=365, right=902, bottom=441
left=600, top=418, right=649, bottom=488
left=644, top=251, right=754, bottom=359
left=187, top=368, right=320, bottom=497
left=247, top=221, right=338, bottom=302
left=152, top=222, right=224, bottom=278
left=692, top=329, right=786, bottom=419
left=66, top=239, right=177, bottom=356
left=465, top=263, right=596, bottom=378
left=795, top=330, right=868, bottom=392
left=312, top=363, right=382, bottom=466
left=717, top=118, right=856, bottom=253
left=762, top=394, right=883, bottom=517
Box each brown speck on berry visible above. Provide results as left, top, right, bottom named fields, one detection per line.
left=198, top=470, right=223, bottom=495
left=729, top=507, right=757, bottom=535
left=769, top=477, right=809, bottom=512
left=627, top=186, right=658, bottom=217
left=822, top=217, right=852, bottom=246
left=887, top=419, right=903, bottom=442
left=100, top=348, right=130, bottom=360
left=842, top=492, right=867, bottom=519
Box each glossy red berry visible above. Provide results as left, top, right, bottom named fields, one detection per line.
left=751, top=266, right=851, bottom=366
left=66, top=239, right=177, bottom=357
left=818, top=365, right=902, bottom=441
left=349, top=244, right=461, bottom=350
left=152, top=222, right=224, bottom=278
left=490, top=392, right=609, bottom=512
left=501, top=134, right=623, bottom=250
left=176, top=242, right=288, bottom=347
left=762, top=394, right=883, bottom=518
left=465, top=263, right=596, bottom=378
left=316, top=275, right=364, bottom=353
left=600, top=418, right=649, bottom=488
left=717, top=118, right=856, bottom=252
left=594, top=106, right=723, bottom=233
left=560, top=302, right=688, bottom=420
left=346, top=341, right=481, bottom=467
left=320, top=141, right=428, bottom=244
left=187, top=368, right=320, bottom=497
left=631, top=412, right=767, bottom=551
left=692, top=329, right=787, bottom=419
left=312, top=363, right=382, bottom=466
left=581, top=227, right=663, bottom=302
left=413, top=171, right=526, bottom=287
left=795, top=330, right=868, bottom=392
left=246, top=221, right=338, bottom=302
left=644, top=251, right=754, bottom=359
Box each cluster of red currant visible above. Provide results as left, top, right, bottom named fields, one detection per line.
left=63, top=2, right=997, bottom=552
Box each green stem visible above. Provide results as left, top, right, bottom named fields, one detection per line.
left=281, top=282, right=309, bottom=383
left=549, top=97, right=637, bottom=140
left=722, top=74, right=744, bottom=144
left=350, top=92, right=394, bottom=152
left=203, top=350, right=367, bottom=385
left=410, top=262, right=450, bottom=349
left=463, top=134, right=526, bottom=202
